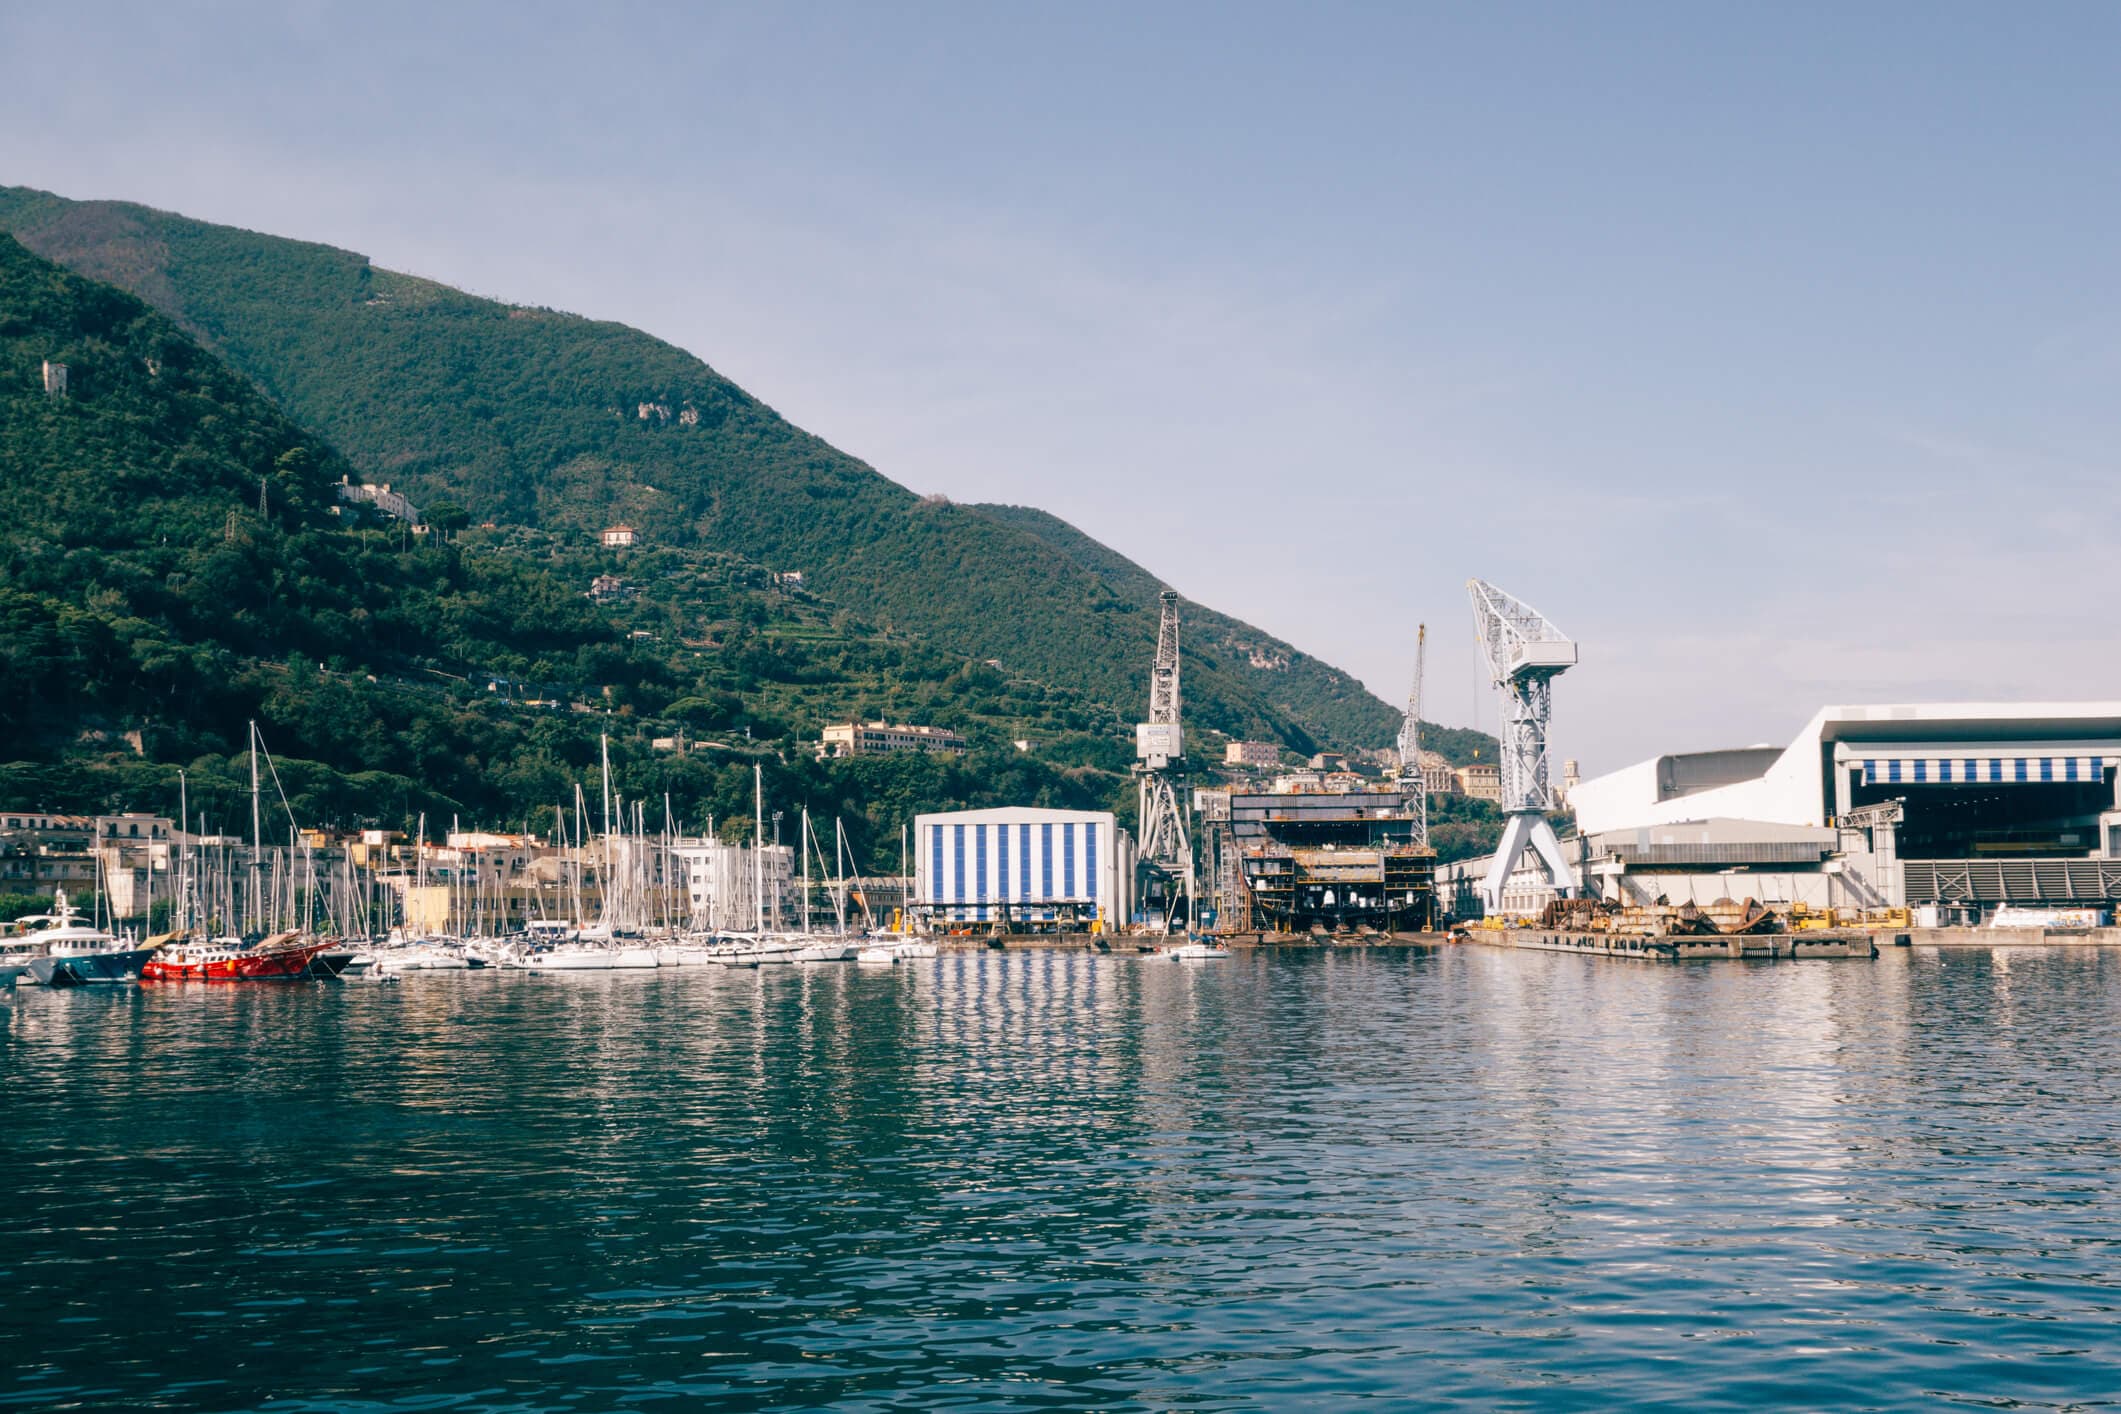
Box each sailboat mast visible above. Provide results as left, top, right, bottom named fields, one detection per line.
left=752, top=764, right=765, bottom=934
left=801, top=807, right=811, bottom=933
left=177, top=769, right=189, bottom=936
left=249, top=720, right=263, bottom=931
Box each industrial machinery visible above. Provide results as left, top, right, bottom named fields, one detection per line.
left=1467, top=578, right=1578, bottom=909
left=1395, top=624, right=1429, bottom=848
left=1134, top=590, right=1196, bottom=930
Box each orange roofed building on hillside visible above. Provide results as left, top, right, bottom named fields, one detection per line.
left=600, top=525, right=637, bottom=548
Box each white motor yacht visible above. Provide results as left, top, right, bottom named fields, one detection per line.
left=7, top=891, right=153, bottom=985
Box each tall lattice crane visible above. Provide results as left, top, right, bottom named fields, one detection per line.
left=1134, top=590, right=1195, bottom=931
left=1467, top=579, right=1577, bottom=909
left=1396, top=624, right=1429, bottom=848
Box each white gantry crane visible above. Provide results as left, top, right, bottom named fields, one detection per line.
left=1467, top=579, right=1577, bottom=909
left=1134, top=589, right=1196, bottom=931
left=1396, top=623, right=1429, bottom=848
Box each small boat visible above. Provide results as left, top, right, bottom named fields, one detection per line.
left=1156, top=939, right=1231, bottom=960
left=141, top=933, right=336, bottom=981
left=791, top=937, right=857, bottom=963
left=855, top=946, right=897, bottom=965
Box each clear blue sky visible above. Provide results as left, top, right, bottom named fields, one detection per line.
left=7, top=3, right=2118, bottom=770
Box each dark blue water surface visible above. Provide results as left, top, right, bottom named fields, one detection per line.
left=5, top=946, right=2120, bottom=1411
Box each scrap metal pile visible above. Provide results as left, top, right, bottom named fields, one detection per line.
left=1537, top=895, right=1783, bottom=937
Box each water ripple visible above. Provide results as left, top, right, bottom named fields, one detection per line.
left=5, top=947, right=2121, bottom=1409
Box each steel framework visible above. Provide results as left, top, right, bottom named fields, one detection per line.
left=1395, top=624, right=1430, bottom=848
left=1467, top=579, right=1577, bottom=908
left=1134, top=590, right=1196, bottom=930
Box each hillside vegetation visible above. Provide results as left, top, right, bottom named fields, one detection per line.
left=0, top=185, right=1422, bottom=756
left=0, top=234, right=1129, bottom=856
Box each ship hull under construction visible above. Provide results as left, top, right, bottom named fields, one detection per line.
left=1212, top=787, right=1436, bottom=935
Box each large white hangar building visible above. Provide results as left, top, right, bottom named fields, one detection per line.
left=913, top=808, right=1134, bottom=931
left=1464, top=703, right=2121, bottom=918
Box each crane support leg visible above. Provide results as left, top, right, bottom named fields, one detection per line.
left=1481, top=813, right=1573, bottom=910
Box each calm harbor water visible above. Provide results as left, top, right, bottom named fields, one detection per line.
left=5, top=946, right=2120, bottom=1411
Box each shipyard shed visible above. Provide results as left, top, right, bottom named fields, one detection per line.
left=1445, top=701, right=2121, bottom=921
left=913, top=808, right=1132, bottom=931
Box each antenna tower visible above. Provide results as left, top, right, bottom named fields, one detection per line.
left=1467, top=579, right=1577, bottom=909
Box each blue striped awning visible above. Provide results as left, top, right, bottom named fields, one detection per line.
left=1862, top=756, right=2109, bottom=786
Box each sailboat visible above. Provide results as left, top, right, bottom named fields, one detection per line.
left=715, top=766, right=799, bottom=966
left=526, top=739, right=659, bottom=971
left=788, top=810, right=855, bottom=963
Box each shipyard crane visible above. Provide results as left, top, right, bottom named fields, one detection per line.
left=1396, top=624, right=1429, bottom=848
left=1134, top=590, right=1196, bottom=931
left=1467, top=579, right=1577, bottom=910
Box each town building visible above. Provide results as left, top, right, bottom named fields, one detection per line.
left=600, top=525, right=637, bottom=548
left=1225, top=740, right=1280, bottom=768
left=588, top=574, right=631, bottom=603
left=817, top=720, right=968, bottom=759
left=1309, top=752, right=1349, bottom=772
left=667, top=839, right=796, bottom=931
left=335, top=478, right=423, bottom=527
left=1455, top=762, right=1502, bottom=802
left=913, top=807, right=1131, bottom=930
left=42, top=360, right=68, bottom=396
left=1416, top=750, right=1460, bottom=797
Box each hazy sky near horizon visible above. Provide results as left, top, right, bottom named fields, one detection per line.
left=5, top=3, right=2119, bottom=770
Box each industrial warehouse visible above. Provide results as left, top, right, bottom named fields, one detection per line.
left=1445, top=701, right=2121, bottom=928
left=912, top=807, right=1133, bottom=931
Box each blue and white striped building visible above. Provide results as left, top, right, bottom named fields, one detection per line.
left=913, top=808, right=1131, bottom=929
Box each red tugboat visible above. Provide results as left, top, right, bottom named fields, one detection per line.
left=141, top=932, right=335, bottom=981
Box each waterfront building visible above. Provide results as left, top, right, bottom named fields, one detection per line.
left=1444, top=701, right=2121, bottom=921
left=913, top=808, right=1131, bottom=931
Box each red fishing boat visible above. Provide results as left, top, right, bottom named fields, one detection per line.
left=140, top=932, right=335, bottom=981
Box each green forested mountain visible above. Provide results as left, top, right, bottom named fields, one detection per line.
left=0, top=184, right=1417, bottom=756
left=0, top=234, right=1129, bottom=852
